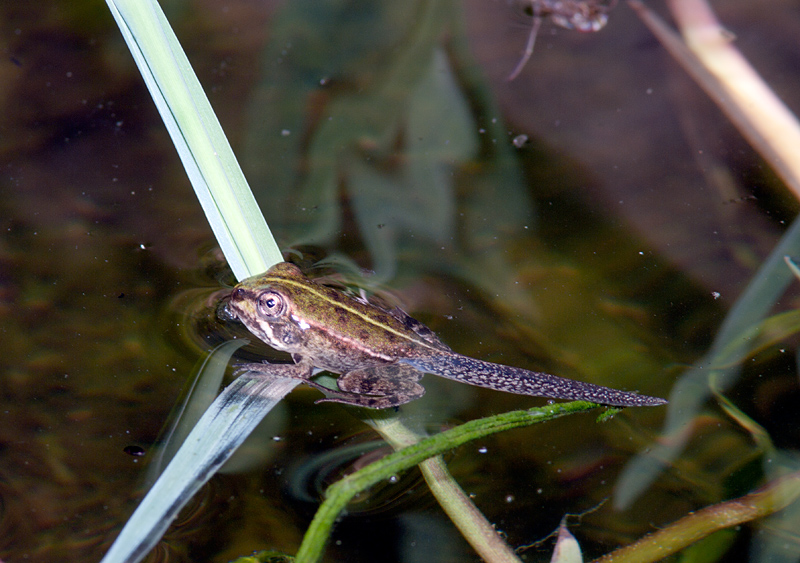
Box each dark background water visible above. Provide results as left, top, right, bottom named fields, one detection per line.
left=2, top=0, right=799, bottom=561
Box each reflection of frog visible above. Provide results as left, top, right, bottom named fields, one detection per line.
left=227, top=262, right=666, bottom=409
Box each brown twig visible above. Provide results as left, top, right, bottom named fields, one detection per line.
left=628, top=0, right=800, bottom=201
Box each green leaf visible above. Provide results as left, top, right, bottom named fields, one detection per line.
left=105, top=0, right=281, bottom=280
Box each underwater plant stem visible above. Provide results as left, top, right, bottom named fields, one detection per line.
left=425, top=456, right=521, bottom=562
left=594, top=469, right=800, bottom=563
left=294, top=402, right=599, bottom=562
left=373, top=416, right=522, bottom=563
left=628, top=0, right=800, bottom=200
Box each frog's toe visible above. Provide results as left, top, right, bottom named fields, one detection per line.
left=315, top=394, right=409, bottom=409
left=231, top=361, right=265, bottom=377
left=233, top=360, right=307, bottom=381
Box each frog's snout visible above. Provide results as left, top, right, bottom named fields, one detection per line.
left=219, top=298, right=240, bottom=322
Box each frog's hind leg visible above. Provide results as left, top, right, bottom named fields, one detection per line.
left=312, top=387, right=407, bottom=409
left=234, top=360, right=416, bottom=408
left=315, top=363, right=426, bottom=409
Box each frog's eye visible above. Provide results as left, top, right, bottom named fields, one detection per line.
left=257, top=291, right=285, bottom=318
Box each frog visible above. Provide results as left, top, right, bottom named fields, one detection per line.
left=226, top=262, right=667, bottom=409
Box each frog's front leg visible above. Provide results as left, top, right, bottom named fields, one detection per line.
left=234, top=357, right=315, bottom=381
left=316, top=362, right=426, bottom=409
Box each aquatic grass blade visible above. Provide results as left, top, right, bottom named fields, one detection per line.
left=101, top=1, right=287, bottom=562
left=105, top=0, right=281, bottom=280
left=785, top=256, right=800, bottom=281
left=146, top=340, right=246, bottom=483
left=599, top=470, right=800, bottom=563
left=615, top=215, right=800, bottom=508
left=707, top=310, right=800, bottom=370
left=99, top=373, right=299, bottom=563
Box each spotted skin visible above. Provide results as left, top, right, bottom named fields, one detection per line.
left=401, top=356, right=663, bottom=407
left=228, top=262, right=667, bottom=409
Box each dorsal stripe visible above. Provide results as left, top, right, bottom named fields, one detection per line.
left=264, top=275, right=441, bottom=353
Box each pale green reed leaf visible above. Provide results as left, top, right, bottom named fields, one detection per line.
left=105, top=0, right=281, bottom=281
left=100, top=373, right=299, bottom=563
left=146, top=339, right=247, bottom=483
left=616, top=215, right=800, bottom=508
left=101, top=1, right=287, bottom=562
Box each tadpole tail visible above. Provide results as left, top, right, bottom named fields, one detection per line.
left=402, top=354, right=667, bottom=408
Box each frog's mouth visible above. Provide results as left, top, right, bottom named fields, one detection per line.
left=218, top=296, right=240, bottom=323
left=225, top=302, right=251, bottom=326
left=223, top=292, right=255, bottom=328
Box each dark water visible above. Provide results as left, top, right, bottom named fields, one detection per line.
left=2, top=0, right=800, bottom=561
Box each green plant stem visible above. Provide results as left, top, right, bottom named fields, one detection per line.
left=294, top=401, right=600, bottom=563
left=371, top=416, right=521, bottom=563
left=594, top=470, right=800, bottom=563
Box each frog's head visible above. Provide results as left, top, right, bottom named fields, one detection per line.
left=228, top=262, right=310, bottom=352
